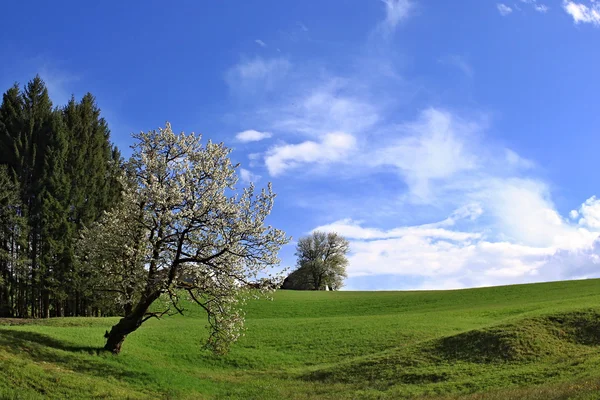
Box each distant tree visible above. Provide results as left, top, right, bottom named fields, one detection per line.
left=280, top=266, right=314, bottom=290
left=83, top=123, right=289, bottom=355
left=292, top=231, right=349, bottom=290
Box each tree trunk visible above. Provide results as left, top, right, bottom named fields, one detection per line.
left=123, top=303, right=132, bottom=316
left=42, top=288, right=50, bottom=318
left=0, top=252, right=10, bottom=317
left=75, top=291, right=80, bottom=316
left=55, top=299, right=64, bottom=317
left=103, top=292, right=160, bottom=354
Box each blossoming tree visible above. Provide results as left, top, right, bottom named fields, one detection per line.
left=81, top=123, right=288, bottom=355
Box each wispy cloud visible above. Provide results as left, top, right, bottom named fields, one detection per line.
left=315, top=193, right=600, bottom=288
left=222, top=0, right=600, bottom=290
left=505, top=149, right=535, bottom=169
left=497, top=3, right=513, bottom=16
left=520, top=0, right=549, bottom=13
left=271, top=79, right=380, bottom=138
left=284, top=100, right=600, bottom=287
left=235, top=129, right=272, bottom=142
left=225, top=57, right=291, bottom=95
left=379, top=0, right=413, bottom=34
left=563, top=1, right=600, bottom=25
left=255, top=39, right=267, bottom=48
left=368, top=109, right=480, bottom=203
left=314, top=211, right=552, bottom=282
left=265, top=131, right=356, bottom=176
left=314, top=217, right=482, bottom=242
left=239, top=168, right=261, bottom=184
left=297, top=22, right=309, bottom=32
left=38, top=66, right=79, bottom=106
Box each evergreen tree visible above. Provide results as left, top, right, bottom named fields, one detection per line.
left=0, top=76, right=123, bottom=318
left=21, top=76, right=54, bottom=317
left=0, top=84, right=25, bottom=180
left=39, top=112, right=71, bottom=318
left=63, top=93, right=122, bottom=315
left=0, top=165, right=20, bottom=316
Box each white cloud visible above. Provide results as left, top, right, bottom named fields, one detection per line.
left=314, top=197, right=600, bottom=287
left=538, top=241, right=600, bottom=283
left=369, top=109, right=479, bottom=202
left=476, top=178, right=598, bottom=250
left=520, top=0, right=549, bottom=13
left=572, top=196, right=600, bottom=228
left=497, top=3, right=513, bottom=16
left=505, top=149, right=535, bottom=169
left=265, top=131, right=356, bottom=176
left=570, top=209, right=580, bottom=219
left=225, top=57, right=291, bottom=94
left=273, top=79, right=380, bottom=138
left=315, top=217, right=553, bottom=280
left=223, top=1, right=600, bottom=290
left=314, top=218, right=482, bottom=242
left=563, top=1, right=600, bottom=25
left=239, top=168, right=261, bottom=184
left=434, top=203, right=484, bottom=226
left=235, top=129, right=272, bottom=142
left=303, top=113, right=600, bottom=288
left=380, top=0, right=413, bottom=32
left=255, top=39, right=267, bottom=47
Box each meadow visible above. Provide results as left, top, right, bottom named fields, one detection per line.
left=3, top=279, right=600, bottom=399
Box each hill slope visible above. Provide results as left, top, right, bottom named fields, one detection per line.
left=3, top=279, right=600, bottom=399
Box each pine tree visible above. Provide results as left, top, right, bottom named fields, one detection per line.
left=0, top=84, right=25, bottom=180
left=21, top=76, right=54, bottom=318
left=0, top=76, right=123, bottom=318
left=0, top=84, right=30, bottom=317
left=0, top=165, right=20, bottom=316
left=39, top=111, right=71, bottom=318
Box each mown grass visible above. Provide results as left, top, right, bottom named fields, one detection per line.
left=3, top=279, right=600, bottom=398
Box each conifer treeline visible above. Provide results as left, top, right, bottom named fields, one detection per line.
left=0, top=76, right=122, bottom=318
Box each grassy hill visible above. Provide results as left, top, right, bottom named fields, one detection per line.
left=3, top=279, right=600, bottom=399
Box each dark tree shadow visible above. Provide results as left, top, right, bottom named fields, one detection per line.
left=2, top=329, right=101, bottom=353
left=0, top=328, right=152, bottom=383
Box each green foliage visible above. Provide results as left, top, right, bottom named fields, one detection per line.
left=0, top=76, right=121, bottom=318
left=281, top=266, right=314, bottom=290
left=86, top=123, right=288, bottom=355
left=286, top=231, right=349, bottom=290
left=2, top=279, right=600, bottom=398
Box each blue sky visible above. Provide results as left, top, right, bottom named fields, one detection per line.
left=3, top=0, right=600, bottom=290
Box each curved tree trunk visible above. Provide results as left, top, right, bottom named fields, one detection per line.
left=103, top=292, right=160, bottom=354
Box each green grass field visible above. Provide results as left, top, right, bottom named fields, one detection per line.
left=4, top=279, right=600, bottom=399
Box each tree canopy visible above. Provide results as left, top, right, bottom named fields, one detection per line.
left=0, top=77, right=289, bottom=356
left=0, top=76, right=121, bottom=318
left=283, top=231, right=349, bottom=291
left=81, top=123, right=289, bottom=354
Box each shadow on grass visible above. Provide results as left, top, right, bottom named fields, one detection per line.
left=0, top=328, right=153, bottom=384
left=2, top=329, right=101, bottom=353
